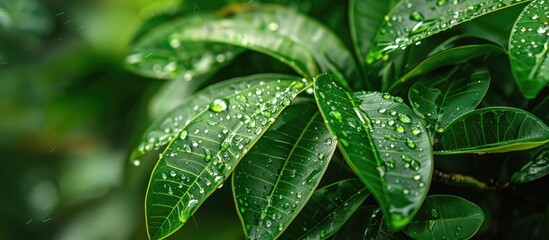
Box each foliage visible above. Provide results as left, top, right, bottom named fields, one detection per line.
left=125, top=0, right=549, bottom=239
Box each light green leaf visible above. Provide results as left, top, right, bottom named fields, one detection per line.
left=388, top=44, right=502, bottom=92
left=403, top=195, right=485, bottom=240
left=232, top=101, right=337, bottom=239
left=435, top=107, right=549, bottom=154
left=511, top=147, right=549, bottom=184
left=126, top=14, right=243, bottom=80
left=367, top=0, right=531, bottom=63
left=144, top=74, right=310, bottom=240
left=509, top=0, right=549, bottom=99
left=169, top=5, right=358, bottom=87
left=314, top=73, right=433, bottom=230
left=409, top=66, right=491, bottom=135
left=281, top=179, right=370, bottom=240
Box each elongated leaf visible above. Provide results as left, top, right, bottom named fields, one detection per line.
left=388, top=44, right=502, bottom=92
left=511, top=147, right=549, bottom=184
left=169, top=5, right=358, bottom=87
left=349, top=0, right=392, bottom=73
left=364, top=208, right=412, bottom=240
left=331, top=206, right=376, bottom=240
left=126, top=14, right=243, bottom=80
left=403, top=195, right=485, bottom=240
left=367, top=0, right=531, bottom=63
left=145, top=74, right=310, bottom=240
left=281, top=179, right=370, bottom=240
left=232, top=101, right=337, bottom=239
left=148, top=75, right=210, bottom=117
left=314, top=73, right=433, bottom=230
left=409, top=66, right=490, bottom=135
left=509, top=0, right=549, bottom=99
left=435, top=107, right=549, bottom=154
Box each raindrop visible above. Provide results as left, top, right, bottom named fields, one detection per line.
left=402, top=188, right=410, bottom=195
left=203, top=147, right=212, bottom=162
left=398, top=113, right=412, bottom=123
left=170, top=170, right=176, bottom=177
left=382, top=93, right=391, bottom=99
left=413, top=174, right=421, bottom=181
left=323, top=137, right=333, bottom=146
left=296, top=192, right=302, bottom=198
left=405, top=138, right=416, bottom=149
left=378, top=108, right=387, bottom=113
left=168, top=186, right=173, bottom=195
left=235, top=94, right=248, bottom=103
left=411, top=127, right=421, bottom=135
left=431, top=208, right=439, bottom=218
left=428, top=220, right=436, bottom=231
left=209, top=99, right=229, bottom=113
left=265, top=219, right=272, bottom=228
left=162, top=173, right=167, bottom=179
left=132, top=159, right=141, bottom=166
left=395, top=125, right=405, bottom=133
left=180, top=129, right=188, bottom=139
left=329, top=111, right=343, bottom=122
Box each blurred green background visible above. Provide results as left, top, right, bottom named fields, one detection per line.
left=0, top=0, right=245, bottom=239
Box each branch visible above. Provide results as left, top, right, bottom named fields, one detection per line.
left=433, top=169, right=510, bottom=192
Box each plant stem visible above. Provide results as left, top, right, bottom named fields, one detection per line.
left=433, top=169, right=510, bottom=192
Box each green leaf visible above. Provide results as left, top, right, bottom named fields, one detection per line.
left=403, top=195, right=485, bottom=240
left=409, top=66, right=491, bottom=135
left=281, top=179, right=370, bottom=240
left=509, top=0, right=549, bottom=99
left=435, top=107, right=549, bottom=154
left=388, top=44, right=502, bottom=92
left=168, top=5, right=358, bottom=86
left=332, top=206, right=411, bottom=240
left=144, top=74, right=310, bottom=240
left=148, top=75, right=211, bottom=117
left=232, top=101, right=337, bottom=239
left=349, top=0, right=392, bottom=74
left=511, top=147, right=549, bottom=184
left=367, top=0, right=531, bottom=63
left=314, top=73, right=433, bottom=230
left=126, top=14, right=243, bottom=80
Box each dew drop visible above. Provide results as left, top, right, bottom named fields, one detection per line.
left=411, top=127, right=421, bottom=135
left=398, top=113, right=412, bottom=123
left=209, top=99, right=229, bottom=113
left=203, top=147, right=212, bottom=162
left=162, top=173, right=167, bottom=179
left=410, top=11, right=424, bottom=21
left=179, top=129, right=188, bottom=140
left=431, top=208, right=439, bottom=218
left=329, top=111, right=343, bottom=122
left=132, top=159, right=141, bottom=166
left=405, top=138, right=416, bottom=149
left=170, top=170, right=176, bottom=177
left=395, top=125, right=405, bottom=133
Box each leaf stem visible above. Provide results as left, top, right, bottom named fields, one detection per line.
left=433, top=169, right=509, bottom=192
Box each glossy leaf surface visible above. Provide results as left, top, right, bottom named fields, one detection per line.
left=404, top=195, right=485, bottom=240
left=435, top=107, right=549, bottom=154
left=232, top=101, right=337, bottom=239
left=126, top=15, right=243, bottom=80
left=409, top=66, right=490, bottom=135
left=334, top=206, right=411, bottom=240
left=314, top=74, right=433, bottom=230
left=388, top=44, right=502, bottom=92
left=511, top=147, right=549, bottom=184
left=169, top=5, right=358, bottom=84
left=367, top=0, right=530, bottom=63
left=349, top=0, right=392, bottom=72
left=282, top=179, right=369, bottom=240
left=509, top=0, right=549, bottom=99
left=145, top=74, right=310, bottom=240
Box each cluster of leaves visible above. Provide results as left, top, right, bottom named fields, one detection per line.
left=127, top=0, right=549, bottom=239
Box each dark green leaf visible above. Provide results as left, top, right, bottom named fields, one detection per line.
left=169, top=5, right=358, bottom=87
left=331, top=206, right=376, bottom=240
left=403, top=195, right=485, bottom=240
left=282, top=179, right=370, bottom=240
left=509, top=0, right=549, bottom=99
left=349, top=0, right=392, bottom=74
left=314, top=73, right=433, bottom=230
left=409, top=66, right=491, bottom=135
left=126, top=14, right=243, bottom=80
left=144, top=74, right=310, bottom=240
left=388, top=44, right=502, bottom=92
left=364, top=208, right=412, bottom=240
left=0, top=0, right=53, bottom=34
left=367, top=0, right=530, bottom=63
left=511, top=147, right=549, bottom=184
left=232, top=101, right=337, bottom=239
left=435, top=107, right=549, bottom=154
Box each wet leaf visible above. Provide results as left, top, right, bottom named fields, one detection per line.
left=314, top=73, right=433, bottom=230
left=349, top=0, right=392, bottom=74
left=144, top=74, right=310, bottom=240
left=388, top=44, right=502, bottom=92
left=403, top=195, right=485, bottom=240
left=126, top=14, right=243, bottom=80
left=148, top=75, right=212, bottom=117
left=367, top=0, right=530, bottom=63
left=282, top=179, right=370, bottom=240
left=333, top=206, right=411, bottom=240
left=232, top=101, right=337, bottom=239
left=168, top=5, right=358, bottom=87
left=509, top=0, right=549, bottom=99
left=435, top=107, right=549, bottom=154
left=409, top=66, right=490, bottom=135
left=511, top=147, right=549, bottom=184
